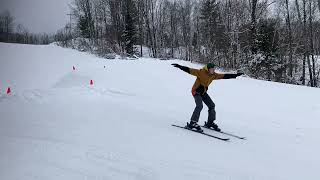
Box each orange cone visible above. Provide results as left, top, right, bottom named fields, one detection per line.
left=7, top=87, right=11, bottom=94
left=90, top=80, right=94, bottom=86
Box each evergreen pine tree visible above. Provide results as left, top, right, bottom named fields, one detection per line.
left=78, top=15, right=93, bottom=38
left=200, top=0, right=228, bottom=58
left=122, top=0, right=137, bottom=57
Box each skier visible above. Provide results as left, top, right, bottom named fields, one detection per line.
left=171, top=63, right=243, bottom=132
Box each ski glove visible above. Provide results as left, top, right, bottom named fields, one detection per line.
left=171, top=63, right=190, bottom=73
left=171, top=63, right=182, bottom=68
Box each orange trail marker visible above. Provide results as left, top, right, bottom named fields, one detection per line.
left=7, top=87, right=11, bottom=94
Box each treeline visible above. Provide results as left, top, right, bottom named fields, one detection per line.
left=57, top=0, right=320, bottom=87
left=0, top=11, right=52, bottom=45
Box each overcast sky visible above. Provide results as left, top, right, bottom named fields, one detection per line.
left=1, top=0, right=73, bottom=34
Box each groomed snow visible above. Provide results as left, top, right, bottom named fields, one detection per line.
left=1, top=42, right=320, bottom=180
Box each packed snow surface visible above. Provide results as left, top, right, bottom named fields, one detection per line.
left=1, top=42, right=320, bottom=180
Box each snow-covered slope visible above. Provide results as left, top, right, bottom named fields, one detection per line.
left=0, top=42, right=320, bottom=180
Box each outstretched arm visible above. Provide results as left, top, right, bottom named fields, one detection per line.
left=171, top=64, right=200, bottom=77
left=223, top=73, right=244, bottom=79
left=171, top=63, right=190, bottom=73
left=212, top=72, right=243, bottom=80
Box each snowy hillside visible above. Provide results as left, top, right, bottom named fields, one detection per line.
left=1, top=42, right=320, bottom=180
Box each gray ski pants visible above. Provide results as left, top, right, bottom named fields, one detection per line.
left=191, top=92, right=216, bottom=124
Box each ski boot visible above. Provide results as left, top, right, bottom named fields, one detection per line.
left=204, top=121, right=221, bottom=132
left=186, top=121, right=203, bottom=132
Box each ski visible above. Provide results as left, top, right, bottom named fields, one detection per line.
left=201, top=126, right=246, bottom=140
left=172, top=124, right=229, bottom=141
